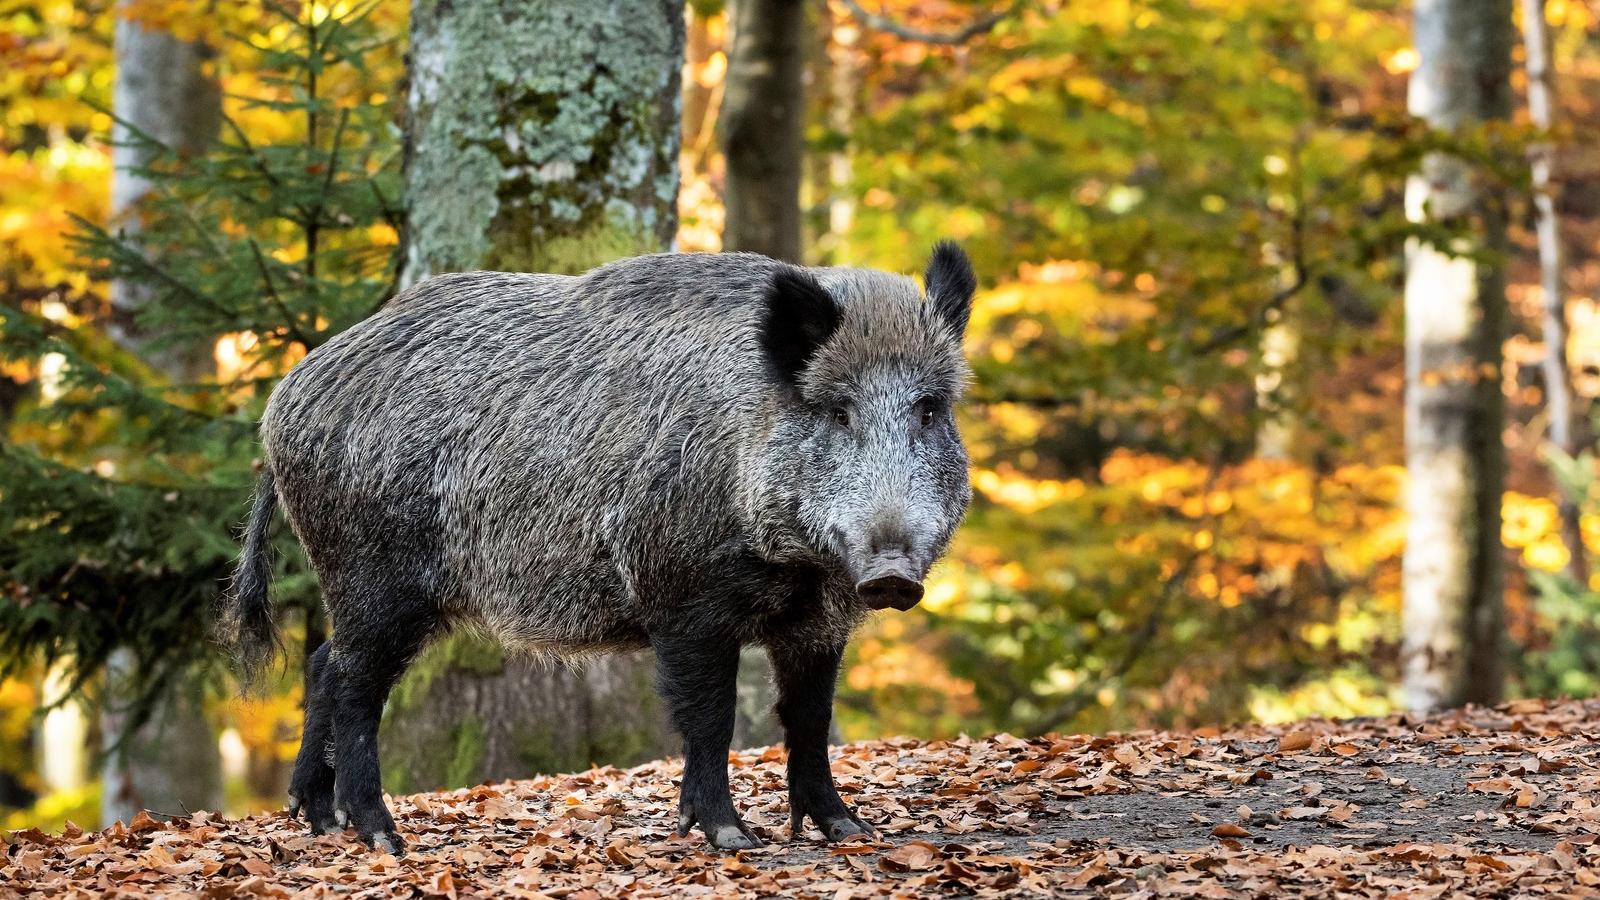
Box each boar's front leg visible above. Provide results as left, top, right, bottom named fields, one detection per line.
left=772, top=642, right=877, bottom=842
left=654, top=636, right=765, bottom=849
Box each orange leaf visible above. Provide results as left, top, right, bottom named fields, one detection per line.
left=1277, top=732, right=1313, bottom=753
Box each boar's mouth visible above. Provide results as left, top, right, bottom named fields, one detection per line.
left=854, top=555, right=924, bottom=611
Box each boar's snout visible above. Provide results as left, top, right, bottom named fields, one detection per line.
left=855, top=555, right=924, bottom=611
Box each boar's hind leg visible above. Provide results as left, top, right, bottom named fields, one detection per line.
left=773, top=642, right=877, bottom=842
left=327, top=589, right=439, bottom=855
left=654, top=636, right=765, bottom=850
left=287, top=641, right=338, bottom=834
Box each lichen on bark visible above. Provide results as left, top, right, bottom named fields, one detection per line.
left=403, top=0, right=684, bottom=283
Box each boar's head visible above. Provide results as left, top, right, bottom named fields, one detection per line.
left=760, top=242, right=976, bottom=611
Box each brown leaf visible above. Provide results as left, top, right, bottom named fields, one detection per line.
left=1324, top=801, right=1357, bottom=823
left=1210, top=823, right=1250, bottom=838
left=879, top=840, right=941, bottom=872
left=1467, top=855, right=1512, bottom=872
left=1277, top=731, right=1313, bottom=753
left=604, top=842, right=637, bottom=866
left=127, top=810, right=164, bottom=834
left=424, top=869, right=459, bottom=898
left=267, top=839, right=297, bottom=865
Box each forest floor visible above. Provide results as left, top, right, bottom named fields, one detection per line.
left=6, top=700, right=1600, bottom=897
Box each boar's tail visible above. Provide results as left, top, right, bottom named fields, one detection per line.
left=223, top=468, right=284, bottom=688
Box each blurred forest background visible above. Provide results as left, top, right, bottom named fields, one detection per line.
left=1, top=0, right=1597, bottom=832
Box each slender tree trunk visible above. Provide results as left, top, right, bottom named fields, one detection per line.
left=801, top=1, right=833, bottom=254
left=720, top=0, right=805, bottom=262
left=823, top=13, right=861, bottom=263
left=386, top=0, right=686, bottom=792
left=106, top=5, right=222, bottom=376
left=1255, top=147, right=1306, bottom=462
left=1521, top=0, right=1586, bottom=584
left=38, top=662, right=89, bottom=796
left=682, top=7, right=718, bottom=160
left=101, top=3, right=223, bottom=826
left=1254, top=308, right=1300, bottom=460
left=1401, top=0, right=1512, bottom=711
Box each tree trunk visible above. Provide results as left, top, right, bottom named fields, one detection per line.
left=106, top=4, right=222, bottom=376
left=720, top=0, right=805, bottom=262
left=386, top=0, right=686, bottom=792
left=38, top=661, right=90, bottom=796
left=1400, top=0, right=1512, bottom=711
left=101, top=3, right=223, bottom=827
left=1254, top=307, right=1300, bottom=460
left=101, top=649, right=222, bottom=824
left=822, top=12, right=861, bottom=262
left=1521, top=0, right=1586, bottom=584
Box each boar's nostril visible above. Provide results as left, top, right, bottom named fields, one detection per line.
left=856, top=574, right=924, bottom=611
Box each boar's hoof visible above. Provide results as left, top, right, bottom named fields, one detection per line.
left=821, top=814, right=875, bottom=842
left=350, top=813, right=404, bottom=853
left=367, top=830, right=405, bottom=856
left=710, top=824, right=765, bottom=850
left=790, top=802, right=878, bottom=842
left=683, top=817, right=765, bottom=850
left=289, top=790, right=341, bottom=835
left=677, top=798, right=765, bottom=849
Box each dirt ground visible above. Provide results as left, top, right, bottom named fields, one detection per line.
left=6, top=699, right=1599, bottom=897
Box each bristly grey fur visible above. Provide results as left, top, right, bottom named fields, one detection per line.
left=226, top=248, right=977, bottom=852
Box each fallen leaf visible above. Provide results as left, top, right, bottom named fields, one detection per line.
left=1277, top=732, right=1313, bottom=753
left=879, top=840, right=941, bottom=872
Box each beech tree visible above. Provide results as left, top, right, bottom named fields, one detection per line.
left=720, top=0, right=806, bottom=263
left=1520, top=0, right=1585, bottom=583
left=1400, top=0, right=1513, bottom=710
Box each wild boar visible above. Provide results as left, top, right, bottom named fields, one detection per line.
left=224, top=245, right=977, bottom=854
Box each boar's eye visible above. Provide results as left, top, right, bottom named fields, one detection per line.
left=916, top=397, right=943, bottom=429
left=831, top=404, right=852, bottom=429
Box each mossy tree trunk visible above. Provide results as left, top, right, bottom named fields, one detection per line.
left=1400, top=0, right=1511, bottom=711
left=383, top=0, right=686, bottom=793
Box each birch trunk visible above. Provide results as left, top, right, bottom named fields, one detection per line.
left=100, top=3, right=223, bottom=827
left=823, top=15, right=861, bottom=261
left=384, top=0, right=686, bottom=792
left=1400, top=0, right=1512, bottom=711
left=1520, top=0, right=1586, bottom=583
left=106, top=5, right=222, bottom=376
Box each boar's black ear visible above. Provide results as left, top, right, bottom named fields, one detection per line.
left=761, top=267, right=841, bottom=384
left=925, top=240, right=976, bottom=339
